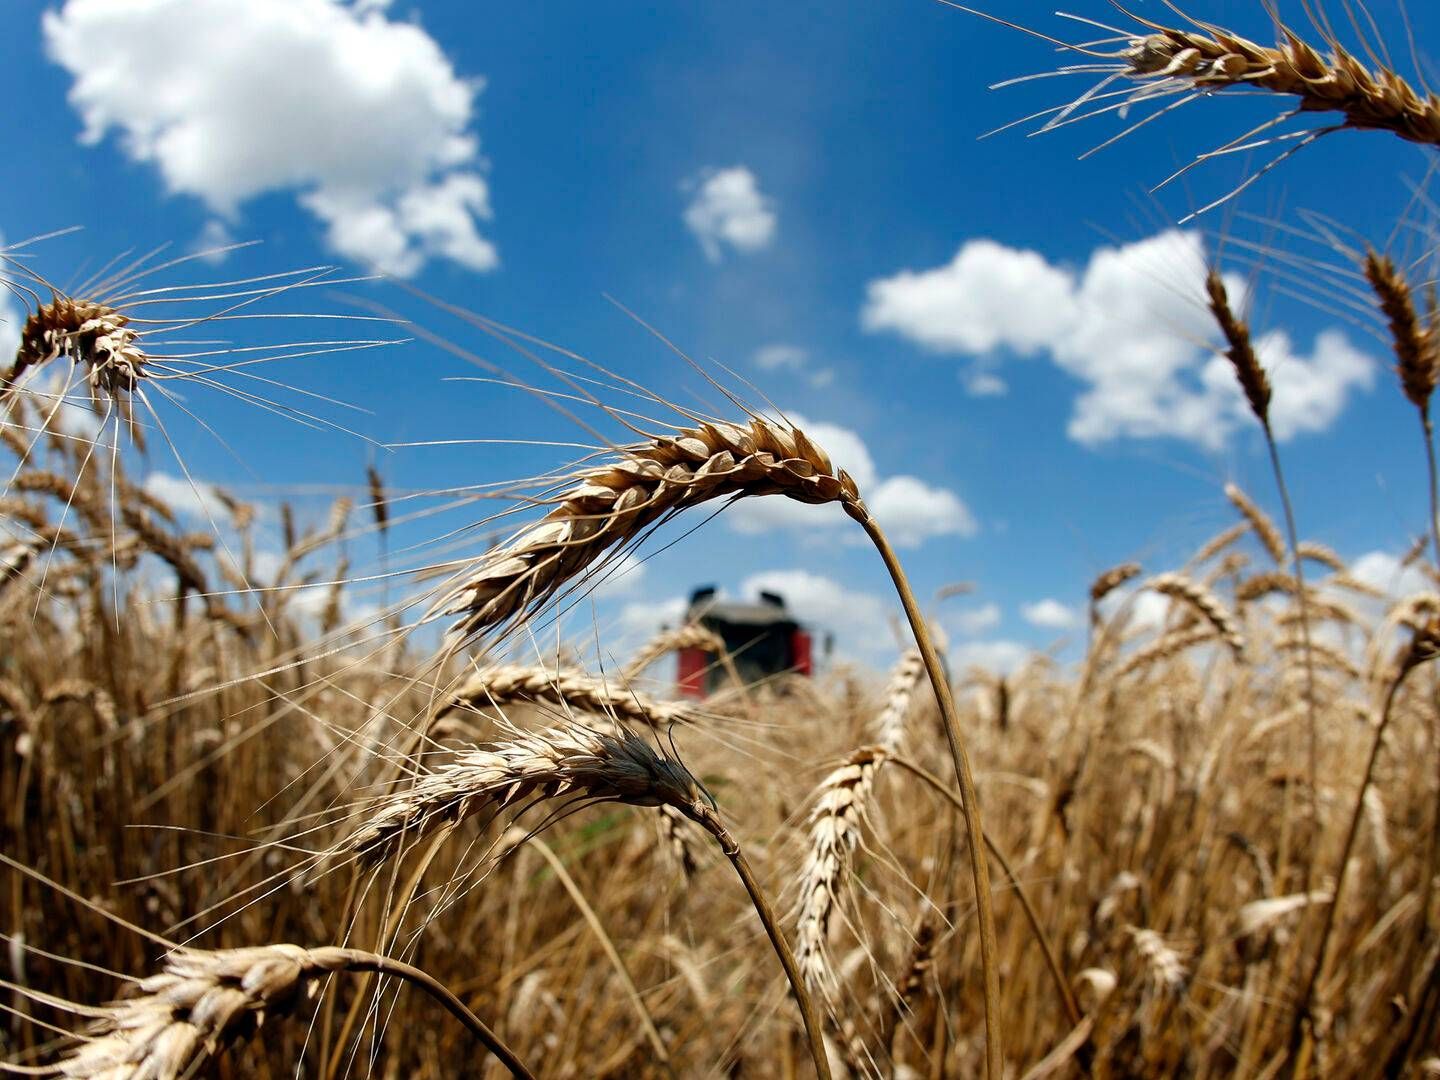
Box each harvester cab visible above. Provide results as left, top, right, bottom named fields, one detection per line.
left=676, top=586, right=822, bottom=698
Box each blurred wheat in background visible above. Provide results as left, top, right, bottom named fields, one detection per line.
left=5, top=2, right=1440, bottom=1077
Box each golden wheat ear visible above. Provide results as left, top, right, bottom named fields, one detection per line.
left=970, top=4, right=1440, bottom=215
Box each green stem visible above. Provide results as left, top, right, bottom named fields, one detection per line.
left=850, top=506, right=1003, bottom=1079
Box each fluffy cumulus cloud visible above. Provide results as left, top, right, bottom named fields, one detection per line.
left=754, top=344, right=834, bottom=388
left=1349, top=549, right=1432, bottom=599
left=683, top=167, right=777, bottom=262
left=1021, top=598, right=1081, bottom=630
left=862, top=230, right=1375, bottom=448
left=43, top=0, right=497, bottom=276
left=725, top=412, right=975, bottom=547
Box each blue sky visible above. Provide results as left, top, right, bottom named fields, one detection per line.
left=3, top=0, right=1438, bottom=671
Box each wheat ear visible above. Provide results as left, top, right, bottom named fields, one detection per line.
left=438, top=664, right=693, bottom=730
left=436, top=409, right=1004, bottom=1074
left=343, top=720, right=711, bottom=867
left=794, top=747, right=886, bottom=999
left=1145, top=573, right=1244, bottom=655
left=1120, top=18, right=1440, bottom=148
left=48, top=943, right=532, bottom=1079
left=431, top=417, right=861, bottom=651
left=871, top=647, right=924, bottom=754
left=624, top=621, right=726, bottom=676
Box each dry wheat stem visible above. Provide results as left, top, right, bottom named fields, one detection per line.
left=1295, top=617, right=1440, bottom=1052
left=526, top=837, right=676, bottom=1075
left=848, top=509, right=1003, bottom=1079
left=888, top=754, right=1083, bottom=1030
left=689, top=803, right=833, bottom=1080
left=40, top=943, right=531, bottom=1079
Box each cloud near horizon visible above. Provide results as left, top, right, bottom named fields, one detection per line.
left=861, top=230, right=1375, bottom=449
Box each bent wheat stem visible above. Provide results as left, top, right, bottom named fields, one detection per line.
left=694, top=806, right=833, bottom=1080
left=847, top=506, right=1003, bottom=1079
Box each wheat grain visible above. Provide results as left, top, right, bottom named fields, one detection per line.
left=794, top=746, right=885, bottom=997
left=431, top=417, right=863, bottom=650
left=1207, top=269, right=1271, bottom=424
left=438, top=664, right=693, bottom=730
left=344, top=720, right=710, bottom=866
left=1364, top=251, right=1437, bottom=413
left=871, top=647, right=924, bottom=754
left=1118, top=19, right=1440, bottom=148
left=1146, top=573, right=1244, bottom=655
left=1225, top=483, right=1286, bottom=565
left=47, top=943, right=529, bottom=1079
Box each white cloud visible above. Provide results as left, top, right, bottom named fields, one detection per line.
left=1021, top=598, right=1081, bottom=630
left=44, top=0, right=496, bottom=276
left=755, top=344, right=808, bottom=372
left=1350, top=550, right=1432, bottom=599
left=964, top=370, right=1008, bottom=397
left=192, top=219, right=235, bottom=264
left=683, top=166, right=777, bottom=262
left=753, top=344, right=836, bottom=390
left=952, top=640, right=1030, bottom=675
left=948, top=601, right=1001, bottom=636
left=869, top=475, right=977, bottom=545
left=863, top=230, right=1374, bottom=449
left=863, top=238, right=1076, bottom=355
left=143, top=472, right=229, bottom=522
left=725, top=412, right=974, bottom=548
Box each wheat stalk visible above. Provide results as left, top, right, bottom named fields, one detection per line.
left=429, top=407, right=1004, bottom=1074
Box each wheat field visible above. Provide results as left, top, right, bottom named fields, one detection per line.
left=4, top=4, right=1440, bottom=1078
